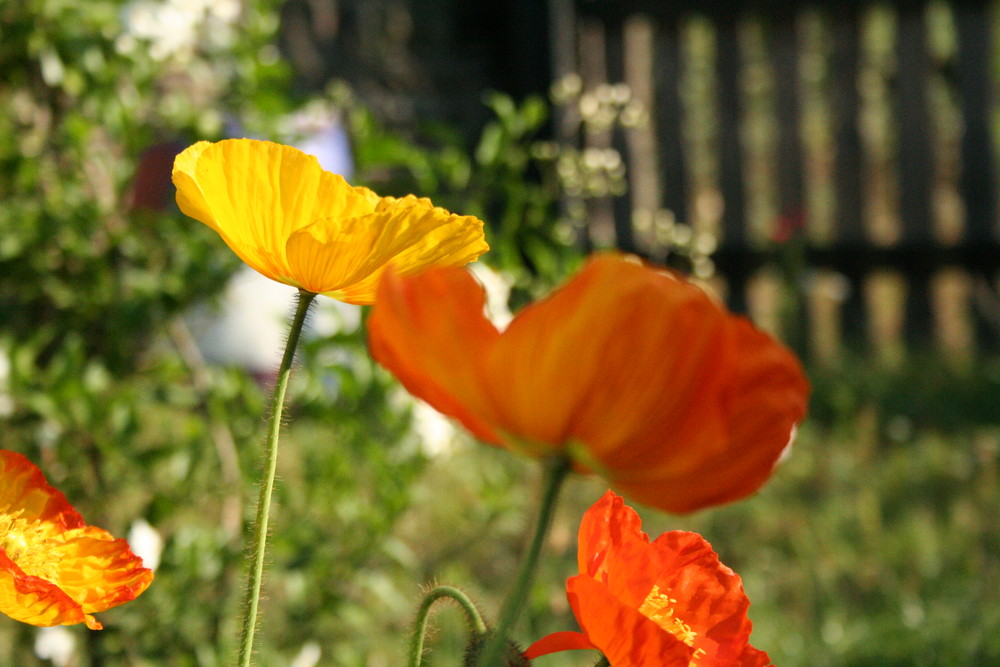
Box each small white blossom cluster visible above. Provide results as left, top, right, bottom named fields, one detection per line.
left=117, top=0, right=241, bottom=63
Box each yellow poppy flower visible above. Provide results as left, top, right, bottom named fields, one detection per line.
left=0, top=450, right=153, bottom=630
left=172, top=138, right=489, bottom=304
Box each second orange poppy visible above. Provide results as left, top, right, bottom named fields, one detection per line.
left=368, top=253, right=809, bottom=513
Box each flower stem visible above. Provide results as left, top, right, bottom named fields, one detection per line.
left=409, top=586, right=488, bottom=667
left=477, top=456, right=572, bottom=667
left=594, top=657, right=611, bottom=667
left=237, top=290, right=315, bottom=667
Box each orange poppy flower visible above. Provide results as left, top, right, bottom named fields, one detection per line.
left=172, top=138, right=488, bottom=304
left=524, top=490, right=772, bottom=666
left=368, top=253, right=809, bottom=513
left=0, top=450, right=153, bottom=630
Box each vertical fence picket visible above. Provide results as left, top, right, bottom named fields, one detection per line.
left=895, top=6, right=936, bottom=343
left=715, top=13, right=750, bottom=312
left=954, top=0, right=998, bottom=350
left=830, top=6, right=865, bottom=244
left=896, top=6, right=936, bottom=242
left=769, top=13, right=807, bottom=224
left=829, top=6, right=873, bottom=357
left=577, top=17, right=615, bottom=250
left=623, top=16, right=663, bottom=257
left=765, top=12, right=810, bottom=352
left=653, top=15, right=689, bottom=237
left=955, top=2, right=997, bottom=241
left=605, top=16, right=637, bottom=253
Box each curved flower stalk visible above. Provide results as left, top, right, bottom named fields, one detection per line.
left=368, top=252, right=809, bottom=514
left=525, top=491, right=771, bottom=666
left=172, top=138, right=489, bottom=303
left=0, top=450, right=153, bottom=630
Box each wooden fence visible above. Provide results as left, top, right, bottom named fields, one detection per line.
left=551, top=0, right=1000, bottom=363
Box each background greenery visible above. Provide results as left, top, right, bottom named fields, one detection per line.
left=1, top=1, right=998, bottom=665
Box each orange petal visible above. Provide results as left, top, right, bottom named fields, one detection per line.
left=0, top=551, right=90, bottom=628
left=0, top=451, right=153, bottom=629
left=559, top=257, right=734, bottom=463
left=0, top=451, right=85, bottom=530
left=478, top=252, right=791, bottom=510
left=736, top=644, right=775, bottom=667
left=646, top=531, right=757, bottom=662
left=45, top=527, right=154, bottom=614
left=577, top=490, right=639, bottom=576
left=567, top=574, right=693, bottom=667
left=522, top=631, right=596, bottom=659
left=368, top=267, right=502, bottom=443
left=570, top=492, right=767, bottom=663
left=478, top=254, right=742, bottom=466
left=613, top=316, right=808, bottom=513
left=477, top=254, right=651, bottom=447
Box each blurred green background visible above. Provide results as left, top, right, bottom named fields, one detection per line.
left=1, top=0, right=998, bottom=665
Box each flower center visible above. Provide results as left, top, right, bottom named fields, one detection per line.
left=638, top=585, right=706, bottom=664
left=0, top=509, right=62, bottom=583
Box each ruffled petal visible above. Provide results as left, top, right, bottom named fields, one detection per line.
left=0, top=551, right=91, bottom=628
left=736, top=643, right=775, bottom=667
left=368, top=267, right=502, bottom=443
left=0, top=451, right=85, bottom=530
left=0, top=451, right=153, bottom=629
left=576, top=489, right=653, bottom=608
left=172, top=138, right=378, bottom=287
left=286, top=195, right=488, bottom=302
left=562, top=493, right=769, bottom=664
left=567, top=575, right=693, bottom=667
left=44, top=527, right=153, bottom=614
left=647, top=531, right=757, bottom=662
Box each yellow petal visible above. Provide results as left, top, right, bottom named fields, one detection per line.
left=172, top=138, right=379, bottom=287
left=368, top=197, right=489, bottom=277
left=286, top=195, right=489, bottom=304
left=171, top=141, right=215, bottom=231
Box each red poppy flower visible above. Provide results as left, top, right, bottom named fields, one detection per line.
left=525, top=490, right=772, bottom=666
left=368, top=253, right=809, bottom=513
left=0, top=450, right=154, bottom=629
